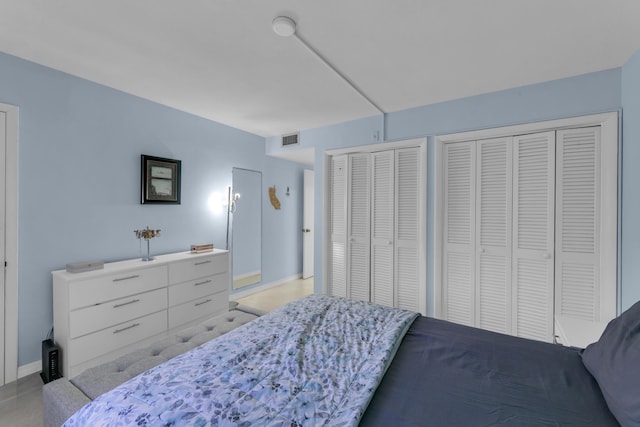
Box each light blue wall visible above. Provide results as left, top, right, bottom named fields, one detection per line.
left=0, top=52, right=305, bottom=367
left=5, top=44, right=636, bottom=366
left=268, top=67, right=629, bottom=316
left=621, top=49, right=640, bottom=311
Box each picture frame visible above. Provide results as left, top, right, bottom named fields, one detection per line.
left=141, top=154, right=181, bottom=204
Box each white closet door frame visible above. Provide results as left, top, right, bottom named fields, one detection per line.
left=435, top=112, right=618, bottom=320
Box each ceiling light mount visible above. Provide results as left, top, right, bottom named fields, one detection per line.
left=272, top=16, right=296, bottom=37
left=271, top=15, right=385, bottom=120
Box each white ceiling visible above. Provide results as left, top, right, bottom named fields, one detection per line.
left=0, top=0, right=639, bottom=140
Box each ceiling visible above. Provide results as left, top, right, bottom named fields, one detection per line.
left=0, top=1, right=639, bottom=141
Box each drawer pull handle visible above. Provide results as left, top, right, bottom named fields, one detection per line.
left=113, top=274, right=140, bottom=282
left=113, top=323, right=140, bottom=334
left=194, top=280, right=211, bottom=286
left=113, top=299, right=140, bottom=308
left=194, top=260, right=212, bottom=266
left=195, top=299, right=212, bottom=307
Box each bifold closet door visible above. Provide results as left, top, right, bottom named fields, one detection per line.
left=395, top=147, right=421, bottom=312
left=476, top=138, right=513, bottom=334
left=442, top=142, right=476, bottom=326
left=371, top=151, right=394, bottom=307
left=347, top=153, right=371, bottom=302
left=371, top=147, right=422, bottom=312
left=512, top=132, right=555, bottom=342
left=328, top=153, right=372, bottom=301
left=444, top=133, right=555, bottom=341
left=555, top=127, right=602, bottom=326
left=329, top=155, right=348, bottom=298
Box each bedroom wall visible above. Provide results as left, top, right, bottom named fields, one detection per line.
left=621, top=49, right=640, bottom=311
left=0, top=52, right=305, bottom=368
left=266, top=67, right=625, bottom=316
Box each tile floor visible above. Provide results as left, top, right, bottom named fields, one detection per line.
left=0, top=277, right=313, bottom=427
left=0, top=372, right=43, bottom=427
left=233, top=277, right=313, bottom=312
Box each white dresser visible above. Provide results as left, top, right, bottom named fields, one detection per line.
left=53, top=250, right=229, bottom=378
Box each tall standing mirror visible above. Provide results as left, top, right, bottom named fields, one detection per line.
left=231, top=168, right=262, bottom=289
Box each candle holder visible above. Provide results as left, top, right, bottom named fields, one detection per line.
left=134, top=226, right=161, bottom=261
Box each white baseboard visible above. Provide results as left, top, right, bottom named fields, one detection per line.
left=230, top=274, right=301, bottom=300
left=18, top=360, right=41, bottom=379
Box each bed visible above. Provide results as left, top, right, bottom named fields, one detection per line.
left=61, top=294, right=639, bottom=426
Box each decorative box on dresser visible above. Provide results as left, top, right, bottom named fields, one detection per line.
left=53, top=250, right=229, bottom=378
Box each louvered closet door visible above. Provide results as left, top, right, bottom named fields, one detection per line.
left=443, top=142, right=476, bottom=326
left=476, top=138, right=512, bottom=334
left=512, top=132, right=555, bottom=342
left=329, top=155, right=348, bottom=298
left=555, top=127, right=601, bottom=324
left=395, top=147, right=421, bottom=312
left=347, top=153, right=371, bottom=302
left=371, top=150, right=394, bottom=307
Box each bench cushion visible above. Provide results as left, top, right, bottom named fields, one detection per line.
left=70, top=310, right=258, bottom=399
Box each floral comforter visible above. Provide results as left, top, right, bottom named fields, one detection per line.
left=64, top=295, right=418, bottom=426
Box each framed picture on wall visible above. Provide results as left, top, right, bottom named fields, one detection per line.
left=141, top=154, right=181, bottom=204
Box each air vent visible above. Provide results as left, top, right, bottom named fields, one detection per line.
left=282, top=133, right=299, bottom=147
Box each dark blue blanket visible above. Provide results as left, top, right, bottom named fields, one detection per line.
left=361, top=316, right=619, bottom=426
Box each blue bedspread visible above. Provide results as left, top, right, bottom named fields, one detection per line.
left=64, top=295, right=418, bottom=426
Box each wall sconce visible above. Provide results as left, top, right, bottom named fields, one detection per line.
left=229, top=192, right=241, bottom=213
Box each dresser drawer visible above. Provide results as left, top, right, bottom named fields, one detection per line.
left=168, top=254, right=227, bottom=284
left=68, top=265, right=167, bottom=310
left=168, top=292, right=228, bottom=330
left=68, top=310, right=167, bottom=369
left=168, top=273, right=228, bottom=307
left=69, top=288, right=167, bottom=339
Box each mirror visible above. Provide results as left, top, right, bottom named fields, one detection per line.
left=231, top=168, right=262, bottom=289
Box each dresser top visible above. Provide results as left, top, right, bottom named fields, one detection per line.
left=52, top=249, right=228, bottom=280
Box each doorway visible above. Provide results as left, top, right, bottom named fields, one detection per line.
left=303, top=170, right=314, bottom=279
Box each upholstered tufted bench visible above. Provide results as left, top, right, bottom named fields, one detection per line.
left=42, top=307, right=262, bottom=427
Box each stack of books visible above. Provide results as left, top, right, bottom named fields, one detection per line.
left=66, top=260, right=104, bottom=273
left=190, top=243, right=214, bottom=253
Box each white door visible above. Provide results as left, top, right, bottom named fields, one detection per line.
left=329, top=155, right=347, bottom=297
left=476, top=137, right=513, bottom=334
left=0, top=112, right=5, bottom=385
left=442, top=141, right=477, bottom=326
left=347, top=153, right=371, bottom=302
left=394, top=147, right=423, bottom=313
left=302, top=169, right=314, bottom=279
left=555, top=127, right=602, bottom=323
left=371, top=150, right=394, bottom=307
left=512, top=132, right=556, bottom=342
